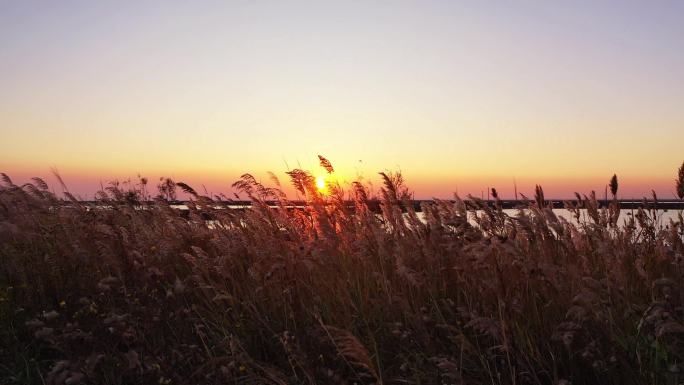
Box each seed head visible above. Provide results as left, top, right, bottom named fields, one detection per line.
left=676, top=161, right=684, bottom=200
left=609, top=174, right=618, bottom=197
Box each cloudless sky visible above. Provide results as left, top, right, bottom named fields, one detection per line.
left=1, top=1, right=683, bottom=198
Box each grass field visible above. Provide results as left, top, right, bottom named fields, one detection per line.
left=1, top=160, right=684, bottom=385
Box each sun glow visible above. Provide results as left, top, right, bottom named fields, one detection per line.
left=315, top=176, right=326, bottom=192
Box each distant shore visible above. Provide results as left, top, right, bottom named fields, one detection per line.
left=68, top=198, right=684, bottom=211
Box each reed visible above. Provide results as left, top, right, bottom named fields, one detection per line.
left=1, top=160, right=683, bottom=384
left=677, top=161, right=684, bottom=200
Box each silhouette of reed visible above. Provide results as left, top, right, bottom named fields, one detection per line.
left=1, top=159, right=683, bottom=384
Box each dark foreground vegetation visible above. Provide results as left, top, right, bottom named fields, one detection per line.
left=2, top=159, right=684, bottom=385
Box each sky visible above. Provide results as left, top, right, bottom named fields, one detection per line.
left=1, top=1, right=683, bottom=199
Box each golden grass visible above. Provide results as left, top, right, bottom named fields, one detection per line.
left=0, top=160, right=683, bottom=385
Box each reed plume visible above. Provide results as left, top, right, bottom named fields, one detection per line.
left=1, top=158, right=683, bottom=385
left=677, top=160, right=684, bottom=199
left=609, top=173, right=618, bottom=198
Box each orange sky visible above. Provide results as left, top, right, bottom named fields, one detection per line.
left=1, top=2, right=683, bottom=199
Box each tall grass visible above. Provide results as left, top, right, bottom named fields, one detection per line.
left=1, top=160, right=683, bottom=385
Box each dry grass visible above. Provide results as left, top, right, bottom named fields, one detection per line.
left=1, top=161, right=683, bottom=385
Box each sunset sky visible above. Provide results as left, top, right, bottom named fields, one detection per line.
left=1, top=1, right=683, bottom=199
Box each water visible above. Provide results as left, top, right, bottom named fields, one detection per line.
left=416, top=208, right=682, bottom=229
left=168, top=203, right=682, bottom=230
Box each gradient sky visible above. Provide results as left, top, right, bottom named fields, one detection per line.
left=1, top=1, right=683, bottom=199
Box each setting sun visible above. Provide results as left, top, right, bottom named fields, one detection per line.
left=315, top=176, right=326, bottom=192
